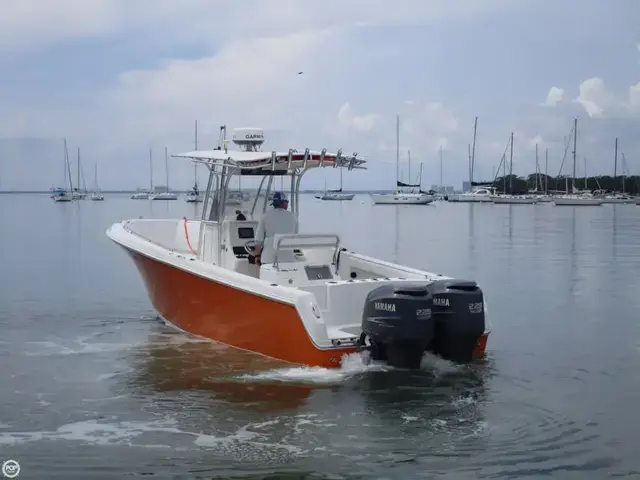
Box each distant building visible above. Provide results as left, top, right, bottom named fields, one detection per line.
left=430, top=184, right=455, bottom=194
left=153, top=185, right=169, bottom=193
left=462, top=181, right=470, bottom=192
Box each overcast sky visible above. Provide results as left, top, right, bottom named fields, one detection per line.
left=0, top=0, right=639, bottom=191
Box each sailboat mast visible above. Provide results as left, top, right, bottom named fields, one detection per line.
left=64, top=138, right=73, bottom=191
left=149, top=149, right=153, bottom=193
left=572, top=117, right=577, bottom=192
left=76, top=147, right=80, bottom=192
left=164, top=146, right=169, bottom=190
left=408, top=149, right=411, bottom=184
left=613, top=137, right=618, bottom=190
left=439, top=145, right=443, bottom=191
left=545, top=148, right=548, bottom=194
left=194, top=120, right=199, bottom=186
left=584, top=156, right=587, bottom=189
left=470, top=116, right=478, bottom=185
left=509, top=132, right=514, bottom=193
left=621, top=152, right=627, bottom=193
left=395, top=113, right=400, bottom=187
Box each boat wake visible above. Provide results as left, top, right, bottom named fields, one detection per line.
left=233, top=350, right=466, bottom=385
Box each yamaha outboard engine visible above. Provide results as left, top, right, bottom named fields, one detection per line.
left=427, top=279, right=485, bottom=363
left=360, top=279, right=486, bottom=369
left=360, top=284, right=434, bottom=369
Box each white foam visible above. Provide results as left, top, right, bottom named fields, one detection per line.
left=234, top=350, right=465, bottom=385
left=0, top=418, right=303, bottom=455
left=420, top=352, right=465, bottom=375
left=235, top=352, right=390, bottom=384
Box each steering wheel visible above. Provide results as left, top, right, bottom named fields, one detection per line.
left=244, top=240, right=259, bottom=256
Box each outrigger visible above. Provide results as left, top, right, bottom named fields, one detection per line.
left=107, top=126, right=491, bottom=369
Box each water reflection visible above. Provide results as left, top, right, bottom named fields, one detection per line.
left=612, top=205, right=618, bottom=259
left=569, top=207, right=577, bottom=292
left=127, top=335, right=318, bottom=412
left=393, top=205, right=399, bottom=263
left=507, top=204, right=514, bottom=243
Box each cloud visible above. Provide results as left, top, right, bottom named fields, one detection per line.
left=574, top=77, right=615, bottom=118
left=0, top=0, right=516, bottom=54
left=337, top=103, right=381, bottom=133
left=541, top=87, right=565, bottom=107
left=539, top=76, right=640, bottom=120
left=1, top=1, right=639, bottom=191
left=100, top=29, right=336, bottom=140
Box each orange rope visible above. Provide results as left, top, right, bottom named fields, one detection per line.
left=182, top=216, right=197, bottom=255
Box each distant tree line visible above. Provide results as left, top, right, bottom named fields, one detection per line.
left=472, top=174, right=640, bottom=195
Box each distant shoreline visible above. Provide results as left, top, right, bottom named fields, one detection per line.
left=0, top=190, right=393, bottom=195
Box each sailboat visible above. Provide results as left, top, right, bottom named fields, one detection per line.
left=553, top=118, right=603, bottom=206
left=532, top=145, right=553, bottom=202
left=186, top=120, right=203, bottom=203
left=447, top=117, right=495, bottom=202
left=371, top=113, right=433, bottom=205
left=316, top=158, right=354, bottom=200
left=151, top=147, right=178, bottom=200
left=601, top=138, right=634, bottom=203
left=91, top=163, right=104, bottom=201
left=53, top=138, right=73, bottom=202
left=71, top=148, right=87, bottom=199
left=490, top=133, right=538, bottom=204
left=132, top=149, right=153, bottom=199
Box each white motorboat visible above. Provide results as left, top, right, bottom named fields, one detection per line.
left=600, top=194, right=634, bottom=204
left=107, top=127, right=491, bottom=370
left=448, top=187, right=495, bottom=203
left=151, top=192, right=178, bottom=200
left=553, top=194, right=603, bottom=206
left=131, top=191, right=150, bottom=199
left=372, top=192, right=433, bottom=204
left=490, top=195, right=538, bottom=204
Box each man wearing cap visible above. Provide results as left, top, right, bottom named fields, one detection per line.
left=254, top=191, right=297, bottom=265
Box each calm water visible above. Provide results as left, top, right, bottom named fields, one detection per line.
left=1, top=194, right=640, bottom=479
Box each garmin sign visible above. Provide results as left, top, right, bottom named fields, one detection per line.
left=232, top=127, right=265, bottom=145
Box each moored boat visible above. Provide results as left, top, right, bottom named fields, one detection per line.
left=107, top=127, right=490, bottom=369
left=490, top=194, right=538, bottom=204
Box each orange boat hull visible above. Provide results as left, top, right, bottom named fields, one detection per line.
left=126, top=248, right=490, bottom=368
left=128, top=249, right=356, bottom=368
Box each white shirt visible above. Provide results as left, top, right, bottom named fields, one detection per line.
left=255, top=208, right=298, bottom=264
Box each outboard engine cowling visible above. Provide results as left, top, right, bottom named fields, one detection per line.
left=360, top=284, right=434, bottom=369
left=426, top=279, right=486, bottom=363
